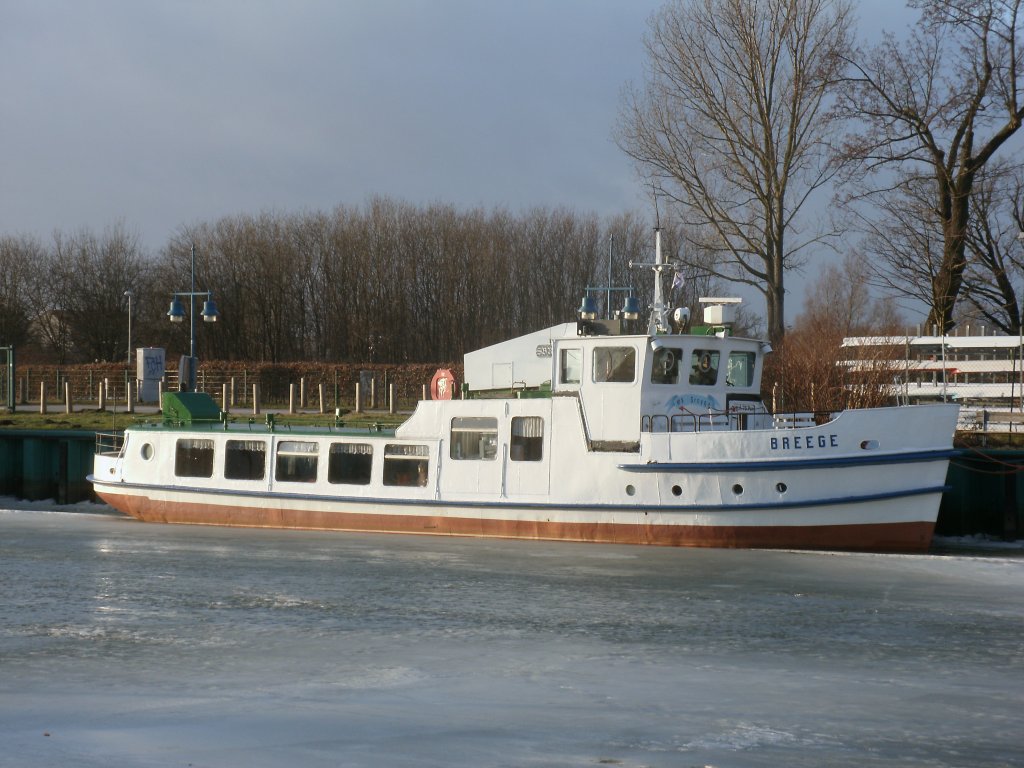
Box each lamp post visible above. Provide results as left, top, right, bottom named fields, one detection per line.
left=167, top=243, right=219, bottom=392
left=124, top=290, right=133, bottom=366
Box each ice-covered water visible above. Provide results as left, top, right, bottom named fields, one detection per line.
left=1, top=504, right=1022, bottom=768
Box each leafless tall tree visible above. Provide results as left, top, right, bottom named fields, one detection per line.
left=838, top=0, right=1024, bottom=333
left=617, top=0, right=852, bottom=344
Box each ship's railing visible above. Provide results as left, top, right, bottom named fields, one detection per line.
left=642, top=409, right=836, bottom=434
left=95, top=431, right=125, bottom=457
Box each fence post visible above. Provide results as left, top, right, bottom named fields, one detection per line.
left=98, top=382, right=106, bottom=411
left=289, top=383, right=296, bottom=414
left=39, top=382, right=46, bottom=415
left=65, top=381, right=72, bottom=414
left=252, top=383, right=261, bottom=415
left=354, top=382, right=362, bottom=414
left=300, top=377, right=306, bottom=409
left=318, top=383, right=325, bottom=415
left=126, top=380, right=135, bottom=414
left=389, top=383, right=396, bottom=414
left=222, top=383, right=230, bottom=413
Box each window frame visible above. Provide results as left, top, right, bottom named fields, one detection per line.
left=275, top=440, right=319, bottom=483
left=327, top=442, right=374, bottom=485
left=174, top=438, right=215, bottom=478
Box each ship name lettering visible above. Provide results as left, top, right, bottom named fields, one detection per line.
left=770, top=434, right=838, bottom=451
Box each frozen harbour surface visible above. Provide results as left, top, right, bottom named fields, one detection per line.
left=1, top=503, right=1022, bottom=768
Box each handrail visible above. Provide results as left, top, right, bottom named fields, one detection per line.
left=642, top=409, right=836, bottom=434
left=95, top=431, right=125, bottom=456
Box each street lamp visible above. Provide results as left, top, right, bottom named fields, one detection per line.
left=167, top=243, right=219, bottom=391
left=124, top=289, right=133, bottom=366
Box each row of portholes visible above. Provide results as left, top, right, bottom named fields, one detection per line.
left=625, top=481, right=790, bottom=497
left=731, top=482, right=790, bottom=495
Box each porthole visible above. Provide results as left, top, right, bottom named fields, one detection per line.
left=625, top=484, right=636, bottom=496
left=860, top=440, right=879, bottom=450
left=140, top=443, right=154, bottom=461
left=671, top=485, right=682, bottom=497
left=776, top=482, right=788, bottom=493
left=732, top=483, right=743, bottom=496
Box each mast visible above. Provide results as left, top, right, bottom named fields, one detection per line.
left=629, top=227, right=672, bottom=335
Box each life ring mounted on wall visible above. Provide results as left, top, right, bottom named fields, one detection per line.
left=430, top=369, right=456, bottom=400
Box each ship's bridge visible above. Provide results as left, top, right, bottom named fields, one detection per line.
left=463, top=298, right=770, bottom=445
left=550, top=331, right=766, bottom=443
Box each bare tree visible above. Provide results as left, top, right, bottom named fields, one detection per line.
left=959, top=162, right=1024, bottom=333
left=0, top=235, right=43, bottom=349
left=852, top=175, right=948, bottom=319
left=838, top=0, right=1024, bottom=332
left=617, top=0, right=853, bottom=344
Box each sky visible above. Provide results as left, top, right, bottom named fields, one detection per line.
left=2, top=1, right=918, bottom=322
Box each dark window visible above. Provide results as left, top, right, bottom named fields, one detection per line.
left=689, top=349, right=721, bottom=386
left=560, top=348, right=582, bottom=384
left=593, top=346, right=636, bottom=383
left=651, top=347, right=682, bottom=384
left=224, top=439, right=266, bottom=480
left=450, top=417, right=498, bottom=460
left=510, top=416, right=543, bottom=461
left=328, top=443, right=373, bottom=485
left=727, top=351, right=756, bottom=387
left=275, top=440, right=318, bottom=483
left=383, top=444, right=429, bottom=487
left=175, top=438, right=214, bottom=478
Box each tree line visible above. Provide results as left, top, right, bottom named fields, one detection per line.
left=0, top=201, right=744, bottom=366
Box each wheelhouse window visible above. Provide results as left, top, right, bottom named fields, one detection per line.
left=275, top=440, right=318, bottom=483
left=384, top=444, right=429, bottom=487
left=450, top=417, right=498, bottom=460
left=727, top=351, right=757, bottom=387
left=560, top=348, right=582, bottom=384
left=593, top=346, right=636, bottom=383
left=689, top=349, right=721, bottom=386
left=328, top=442, right=373, bottom=485
left=175, top=438, right=214, bottom=478
left=651, top=346, right=682, bottom=385
left=510, top=416, right=543, bottom=461
left=224, top=439, right=266, bottom=480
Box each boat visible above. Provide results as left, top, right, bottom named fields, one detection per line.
left=90, top=232, right=959, bottom=552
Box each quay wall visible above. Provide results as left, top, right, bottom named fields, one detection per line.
left=938, top=449, right=1024, bottom=540
left=0, top=430, right=95, bottom=505
left=0, top=430, right=1021, bottom=542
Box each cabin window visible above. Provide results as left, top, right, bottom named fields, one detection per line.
left=593, top=346, right=636, bottom=383
left=275, top=440, right=318, bottom=483
left=450, top=417, right=498, bottom=460
left=651, top=346, right=682, bottom=384
left=560, top=348, right=582, bottom=384
left=727, top=351, right=757, bottom=387
left=510, top=416, right=544, bottom=461
left=384, top=444, right=429, bottom=487
left=174, top=438, right=214, bottom=478
left=225, top=439, right=266, bottom=480
left=328, top=442, right=373, bottom=485
left=689, top=349, right=720, bottom=386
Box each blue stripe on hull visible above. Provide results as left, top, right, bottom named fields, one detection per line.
left=618, top=449, right=958, bottom=473
left=89, top=475, right=948, bottom=515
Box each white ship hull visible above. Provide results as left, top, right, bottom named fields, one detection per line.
left=91, top=400, right=958, bottom=553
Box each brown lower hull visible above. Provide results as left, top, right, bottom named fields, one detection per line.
left=96, top=491, right=936, bottom=553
